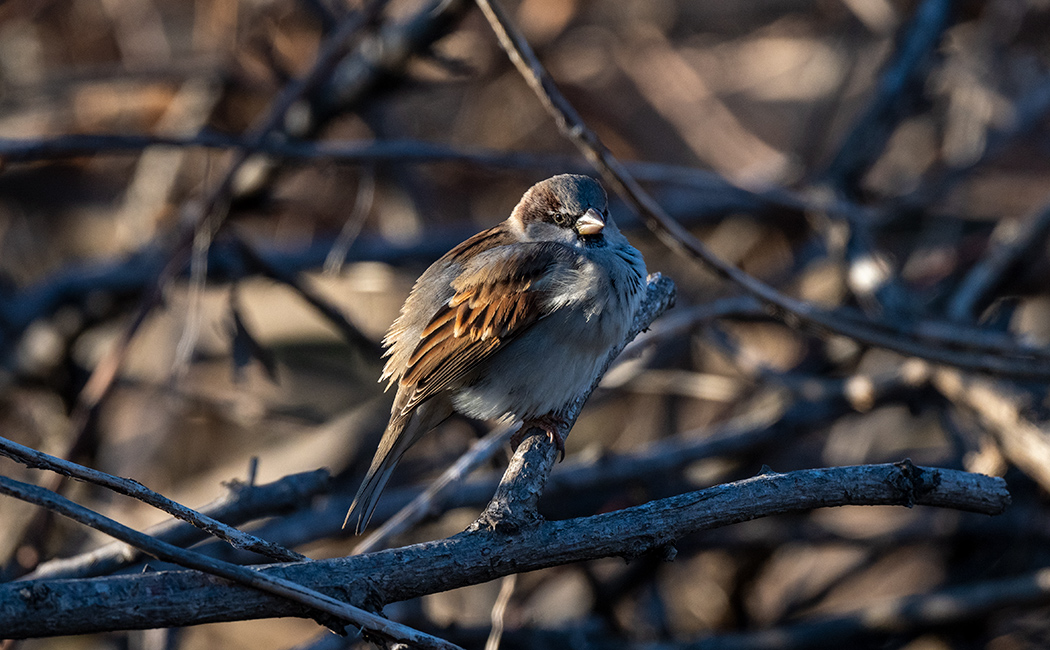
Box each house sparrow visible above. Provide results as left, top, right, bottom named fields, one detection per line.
left=346, top=174, right=647, bottom=533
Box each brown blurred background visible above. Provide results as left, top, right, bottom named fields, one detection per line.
left=2, top=0, right=1050, bottom=648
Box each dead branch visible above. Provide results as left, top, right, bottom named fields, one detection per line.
left=24, top=469, right=329, bottom=581
left=0, top=473, right=460, bottom=650
left=820, top=0, right=954, bottom=192
left=197, top=367, right=920, bottom=563
left=698, top=564, right=1050, bottom=650
left=0, top=435, right=304, bottom=563
left=0, top=462, right=1009, bottom=638
left=932, top=368, right=1050, bottom=492
left=473, top=0, right=1050, bottom=380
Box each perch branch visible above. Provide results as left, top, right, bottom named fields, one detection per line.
left=185, top=363, right=921, bottom=563
left=470, top=273, right=676, bottom=531
left=0, top=463, right=1009, bottom=637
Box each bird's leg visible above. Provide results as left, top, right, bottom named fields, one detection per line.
left=511, top=413, right=569, bottom=460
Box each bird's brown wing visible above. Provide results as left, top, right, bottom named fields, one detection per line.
left=392, top=241, right=575, bottom=417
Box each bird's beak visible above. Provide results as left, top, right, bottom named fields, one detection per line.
left=576, top=208, right=605, bottom=235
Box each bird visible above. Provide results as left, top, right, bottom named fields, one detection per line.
left=345, top=174, right=647, bottom=533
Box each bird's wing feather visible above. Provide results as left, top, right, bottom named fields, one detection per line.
left=393, top=241, right=576, bottom=416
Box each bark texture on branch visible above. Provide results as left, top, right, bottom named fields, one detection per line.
left=0, top=462, right=1008, bottom=638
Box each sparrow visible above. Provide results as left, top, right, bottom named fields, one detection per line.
left=345, top=174, right=647, bottom=533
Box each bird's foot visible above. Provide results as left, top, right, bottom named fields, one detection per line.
left=512, top=414, right=568, bottom=461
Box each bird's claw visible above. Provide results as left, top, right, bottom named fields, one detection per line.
left=512, top=416, right=567, bottom=461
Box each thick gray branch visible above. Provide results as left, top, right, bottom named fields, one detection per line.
left=0, top=463, right=1009, bottom=638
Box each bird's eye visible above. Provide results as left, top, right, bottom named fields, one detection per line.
left=551, top=212, right=571, bottom=226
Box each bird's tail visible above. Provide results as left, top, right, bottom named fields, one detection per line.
left=344, top=399, right=451, bottom=534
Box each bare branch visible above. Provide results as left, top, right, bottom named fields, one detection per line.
left=820, top=0, right=954, bottom=192
left=203, top=364, right=921, bottom=561
left=0, top=436, right=305, bottom=563
left=0, top=134, right=813, bottom=219
left=472, top=0, right=1050, bottom=379
left=0, top=474, right=461, bottom=650
left=947, top=196, right=1050, bottom=321
left=24, top=469, right=330, bottom=581
left=0, top=463, right=1009, bottom=638
left=933, top=368, right=1050, bottom=492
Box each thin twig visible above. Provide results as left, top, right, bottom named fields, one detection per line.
left=0, top=134, right=869, bottom=223
left=947, top=196, right=1050, bottom=321
left=472, top=0, right=1050, bottom=379
left=0, top=435, right=306, bottom=562
left=230, top=233, right=382, bottom=356
left=23, top=469, right=330, bottom=581
left=324, top=169, right=376, bottom=275
left=485, top=574, right=517, bottom=650
left=0, top=474, right=461, bottom=650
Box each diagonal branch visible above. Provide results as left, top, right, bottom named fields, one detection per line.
left=471, top=273, right=675, bottom=531
left=0, top=436, right=305, bottom=563
left=23, top=469, right=330, bottom=581
left=472, top=0, right=1050, bottom=379
left=820, top=0, right=954, bottom=193
left=947, top=196, right=1050, bottom=321
left=0, top=474, right=461, bottom=650
left=932, top=368, right=1050, bottom=493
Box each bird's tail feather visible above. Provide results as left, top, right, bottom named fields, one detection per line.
left=344, top=399, right=452, bottom=534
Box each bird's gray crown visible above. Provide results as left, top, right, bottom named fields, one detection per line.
left=513, top=174, right=608, bottom=227
left=540, top=174, right=607, bottom=214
